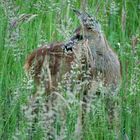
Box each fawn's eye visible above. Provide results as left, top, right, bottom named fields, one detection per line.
left=87, top=26, right=92, bottom=30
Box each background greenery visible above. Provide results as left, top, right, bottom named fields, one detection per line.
left=0, top=0, right=140, bottom=140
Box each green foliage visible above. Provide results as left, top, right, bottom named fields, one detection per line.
left=0, top=0, right=140, bottom=139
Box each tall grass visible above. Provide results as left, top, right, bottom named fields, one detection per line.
left=0, top=0, right=140, bottom=140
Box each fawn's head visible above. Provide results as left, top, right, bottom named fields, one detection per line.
left=73, top=9, right=101, bottom=38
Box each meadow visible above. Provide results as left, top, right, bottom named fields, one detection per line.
left=0, top=0, right=140, bottom=140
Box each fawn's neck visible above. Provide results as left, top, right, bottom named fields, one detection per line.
left=85, top=31, right=121, bottom=87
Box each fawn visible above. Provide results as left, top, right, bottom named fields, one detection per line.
left=24, top=9, right=121, bottom=139
left=24, top=10, right=121, bottom=91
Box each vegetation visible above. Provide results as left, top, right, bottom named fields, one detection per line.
left=0, top=0, right=139, bottom=140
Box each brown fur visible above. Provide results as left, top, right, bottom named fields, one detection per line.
left=24, top=42, right=74, bottom=90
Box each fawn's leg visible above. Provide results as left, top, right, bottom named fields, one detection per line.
left=105, top=93, right=120, bottom=140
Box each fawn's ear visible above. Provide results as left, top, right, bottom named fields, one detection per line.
left=73, top=9, right=82, bottom=16
left=73, top=9, right=94, bottom=25
left=73, top=9, right=101, bottom=33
